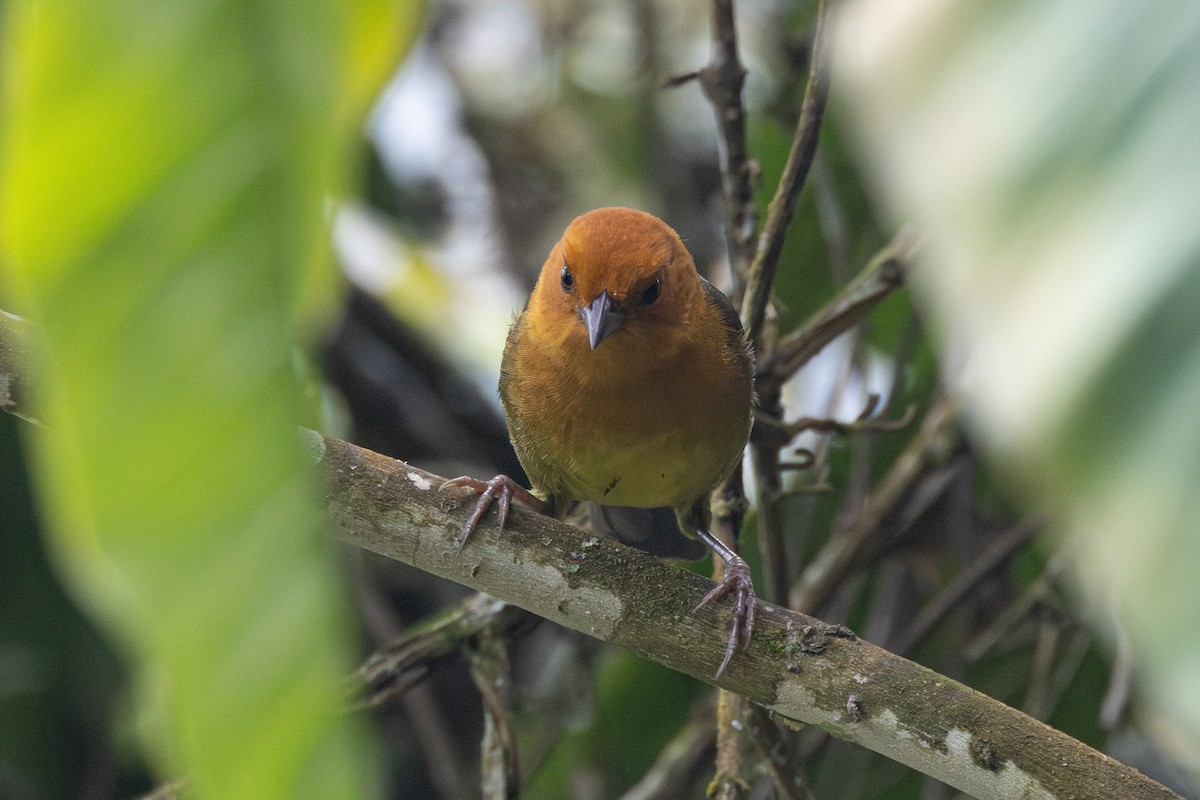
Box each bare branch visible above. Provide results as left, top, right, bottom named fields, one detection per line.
left=747, top=707, right=817, bottom=800
left=759, top=226, right=916, bottom=391
left=739, top=179, right=911, bottom=610
left=762, top=400, right=917, bottom=441
left=963, top=555, right=1072, bottom=664
left=354, top=594, right=531, bottom=709
left=711, top=689, right=751, bottom=799
left=891, top=518, right=1044, bottom=656
left=748, top=436, right=790, bottom=607
left=739, top=0, right=834, bottom=352
left=691, top=25, right=764, bottom=777
left=467, top=622, right=520, bottom=800
left=697, top=0, right=758, bottom=294
left=791, top=396, right=961, bottom=614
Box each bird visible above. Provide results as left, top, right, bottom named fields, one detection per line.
left=444, top=207, right=756, bottom=677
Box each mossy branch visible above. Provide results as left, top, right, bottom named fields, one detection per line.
left=313, top=431, right=1179, bottom=800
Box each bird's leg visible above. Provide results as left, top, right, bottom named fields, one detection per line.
left=440, top=475, right=549, bottom=551
left=695, top=527, right=757, bottom=678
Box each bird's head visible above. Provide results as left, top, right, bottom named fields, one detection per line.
left=531, top=207, right=701, bottom=351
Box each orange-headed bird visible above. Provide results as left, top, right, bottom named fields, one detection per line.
left=447, top=207, right=756, bottom=676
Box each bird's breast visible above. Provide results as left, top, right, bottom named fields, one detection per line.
left=502, top=319, right=752, bottom=511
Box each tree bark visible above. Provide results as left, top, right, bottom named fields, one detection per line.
left=314, top=431, right=1180, bottom=800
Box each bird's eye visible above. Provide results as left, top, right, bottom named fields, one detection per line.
left=641, top=278, right=661, bottom=306
left=561, top=265, right=574, bottom=293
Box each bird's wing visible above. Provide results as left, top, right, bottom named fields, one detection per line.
left=698, top=275, right=744, bottom=335
left=699, top=275, right=755, bottom=369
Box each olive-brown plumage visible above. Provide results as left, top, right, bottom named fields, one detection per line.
left=447, top=207, right=756, bottom=676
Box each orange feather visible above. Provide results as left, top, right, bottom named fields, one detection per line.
left=501, top=207, right=753, bottom=530
left=447, top=207, right=758, bottom=676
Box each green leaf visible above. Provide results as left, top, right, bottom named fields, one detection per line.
left=0, top=0, right=417, bottom=797
left=834, top=0, right=1200, bottom=766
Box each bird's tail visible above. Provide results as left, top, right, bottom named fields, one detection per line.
left=568, top=503, right=708, bottom=561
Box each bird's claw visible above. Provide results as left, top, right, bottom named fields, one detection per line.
left=696, top=554, right=757, bottom=678
left=440, top=475, right=517, bottom=551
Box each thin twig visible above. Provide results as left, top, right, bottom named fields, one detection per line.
left=350, top=566, right=476, bottom=800
left=749, top=423, right=790, bottom=607
left=763, top=400, right=917, bottom=440
left=697, top=0, right=758, bottom=295
left=353, top=593, right=532, bottom=709
left=710, top=689, right=751, bottom=800
left=467, top=624, right=520, bottom=800
left=748, top=707, right=817, bottom=800
left=791, top=396, right=961, bottom=614
left=693, top=1, right=780, bottom=783
left=739, top=0, right=834, bottom=353
left=890, top=517, right=1044, bottom=655
left=963, top=555, right=1072, bottom=663
left=746, top=224, right=912, bottom=605
left=738, top=66, right=853, bottom=600
left=664, top=6, right=767, bottom=784
left=759, top=227, right=916, bottom=391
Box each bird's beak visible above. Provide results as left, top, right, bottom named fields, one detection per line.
left=581, top=290, right=625, bottom=350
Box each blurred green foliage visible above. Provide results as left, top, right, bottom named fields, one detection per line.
left=0, top=0, right=417, bottom=797
left=837, top=0, right=1200, bottom=777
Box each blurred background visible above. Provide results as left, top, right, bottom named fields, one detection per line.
left=2, top=0, right=1199, bottom=798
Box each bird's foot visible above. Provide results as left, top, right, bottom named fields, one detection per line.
left=440, top=475, right=546, bottom=551
left=696, top=553, right=757, bottom=678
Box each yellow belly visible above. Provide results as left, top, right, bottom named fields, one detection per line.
left=505, top=337, right=751, bottom=510
left=556, top=426, right=738, bottom=508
